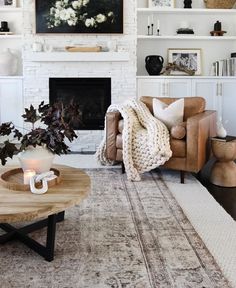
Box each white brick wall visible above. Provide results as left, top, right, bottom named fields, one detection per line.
left=22, top=0, right=137, bottom=152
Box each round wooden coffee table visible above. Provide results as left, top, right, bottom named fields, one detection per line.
left=210, top=138, right=236, bottom=187
left=0, top=165, right=90, bottom=261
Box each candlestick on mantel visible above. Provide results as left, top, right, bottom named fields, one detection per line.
left=24, top=169, right=36, bottom=185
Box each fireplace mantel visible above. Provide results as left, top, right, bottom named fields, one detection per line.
left=24, top=52, right=130, bottom=62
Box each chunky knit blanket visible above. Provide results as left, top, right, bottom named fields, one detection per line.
left=96, top=99, right=172, bottom=181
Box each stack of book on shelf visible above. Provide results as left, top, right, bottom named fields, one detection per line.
left=211, top=58, right=236, bottom=76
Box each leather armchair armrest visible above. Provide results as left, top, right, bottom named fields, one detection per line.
left=186, top=111, right=217, bottom=172
left=106, top=111, right=122, bottom=160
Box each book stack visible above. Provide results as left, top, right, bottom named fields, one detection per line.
left=211, top=58, right=236, bottom=76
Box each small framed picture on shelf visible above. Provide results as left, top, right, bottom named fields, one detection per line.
left=148, top=0, right=175, bottom=8
left=0, top=0, right=16, bottom=7
left=168, top=48, right=202, bottom=75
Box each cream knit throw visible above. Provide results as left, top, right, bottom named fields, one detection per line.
left=96, top=99, right=172, bottom=181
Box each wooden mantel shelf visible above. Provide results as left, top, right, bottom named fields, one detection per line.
left=24, top=52, right=130, bottom=62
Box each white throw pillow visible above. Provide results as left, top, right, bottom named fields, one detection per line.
left=153, top=98, right=184, bottom=129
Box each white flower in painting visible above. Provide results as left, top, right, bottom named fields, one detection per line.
left=72, top=0, right=82, bottom=9
left=67, top=18, right=77, bottom=26
left=59, top=8, right=76, bottom=21
left=50, top=7, right=55, bottom=15
left=55, top=1, right=62, bottom=8
left=82, top=0, right=90, bottom=6
left=85, top=17, right=95, bottom=27
left=108, top=11, right=114, bottom=17
left=96, top=14, right=106, bottom=23
left=54, top=20, right=61, bottom=26
left=64, top=0, right=69, bottom=4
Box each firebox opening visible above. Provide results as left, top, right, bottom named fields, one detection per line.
left=49, top=78, right=111, bottom=130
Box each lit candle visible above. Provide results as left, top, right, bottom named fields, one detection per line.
left=148, top=16, right=150, bottom=26
left=24, top=169, right=36, bottom=185
left=157, top=19, right=160, bottom=30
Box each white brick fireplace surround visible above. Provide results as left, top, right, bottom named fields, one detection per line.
left=22, top=0, right=136, bottom=152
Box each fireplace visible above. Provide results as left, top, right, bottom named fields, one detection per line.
left=49, top=78, right=111, bottom=130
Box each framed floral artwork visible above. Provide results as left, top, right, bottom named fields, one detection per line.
left=168, top=48, right=202, bottom=75
left=35, top=0, right=123, bottom=34
left=148, top=0, right=175, bottom=8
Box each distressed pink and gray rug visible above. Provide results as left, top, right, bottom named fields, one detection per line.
left=0, top=169, right=231, bottom=288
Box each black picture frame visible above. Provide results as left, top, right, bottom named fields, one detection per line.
left=35, top=0, right=123, bottom=34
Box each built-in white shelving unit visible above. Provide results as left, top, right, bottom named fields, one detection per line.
left=137, top=0, right=236, bottom=76
left=0, top=1, right=23, bottom=76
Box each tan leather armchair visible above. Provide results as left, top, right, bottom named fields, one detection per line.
left=105, top=96, right=217, bottom=183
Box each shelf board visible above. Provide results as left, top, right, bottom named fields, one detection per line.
left=0, top=34, right=22, bottom=39
left=24, top=52, right=130, bottom=62
left=137, top=35, right=236, bottom=40
left=137, top=8, right=236, bottom=14
left=0, top=7, right=23, bottom=12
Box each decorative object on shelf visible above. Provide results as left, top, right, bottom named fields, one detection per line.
left=210, top=21, right=226, bottom=36
left=65, top=45, right=102, bottom=52
left=35, top=0, right=123, bottom=34
left=0, top=21, right=9, bottom=32
left=184, top=0, right=192, bottom=8
left=145, top=55, right=164, bottom=75
left=149, top=0, right=175, bottom=8
left=216, top=117, right=227, bottom=138
left=32, top=41, right=43, bottom=52
left=0, top=101, right=81, bottom=171
left=107, top=40, right=117, bottom=52
left=162, top=62, right=195, bottom=76
left=168, top=48, right=202, bottom=75
left=177, top=21, right=194, bottom=34
left=157, top=19, right=160, bottom=36
left=204, top=0, right=236, bottom=9
left=0, top=0, right=16, bottom=7
left=0, top=48, right=17, bottom=76
left=231, top=52, right=236, bottom=58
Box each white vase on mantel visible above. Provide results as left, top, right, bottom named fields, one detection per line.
left=0, top=48, right=18, bottom=76
left=18, top=145, right=55, bottom=174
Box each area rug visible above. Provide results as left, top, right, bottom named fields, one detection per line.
left=0, top=169, right=231, bottom=288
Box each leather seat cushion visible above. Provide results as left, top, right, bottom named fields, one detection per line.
left=140, top=96, right=205, bottom=121
left=170, top=139, right=186, bottom=158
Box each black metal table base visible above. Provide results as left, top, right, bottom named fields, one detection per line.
left=0, top=211, right=65, bottom=262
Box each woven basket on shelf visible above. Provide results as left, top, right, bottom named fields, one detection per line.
left=204, top=0, right=236, bottom=9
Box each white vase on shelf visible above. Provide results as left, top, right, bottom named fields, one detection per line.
left=0, top=48, right=18, bottom=76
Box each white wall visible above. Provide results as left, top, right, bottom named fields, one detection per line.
left=21, top=0, right=137, bottom=152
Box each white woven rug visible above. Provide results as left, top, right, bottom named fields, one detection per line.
left=160, top=169, right=236, bottom=288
